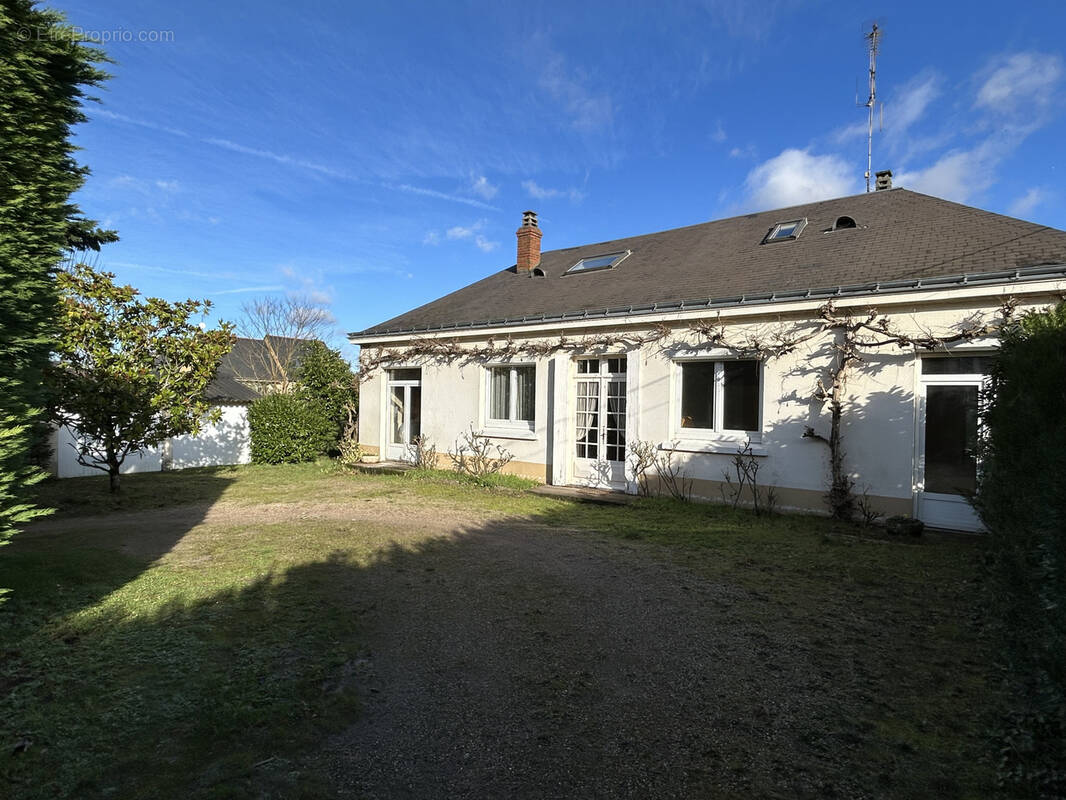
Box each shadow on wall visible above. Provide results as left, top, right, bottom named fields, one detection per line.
left=1, top=510, right=992, bottom=799
left=169, top=406, right=250, bottom=469
left=53, top=423, right=162, bottom=478
left=51, top=407, right=252, bottom=478
left=768, top=334, right=917, bottom=497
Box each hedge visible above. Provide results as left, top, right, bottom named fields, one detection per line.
left=976, top=302, right=1066, bottom=797
left=294, top=341, right=357, bottom=449
left=247, top=391, right=337, bottom=464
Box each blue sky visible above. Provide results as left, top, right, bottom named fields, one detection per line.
left=62, top=0, right=1066, bottom=352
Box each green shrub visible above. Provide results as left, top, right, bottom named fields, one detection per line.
left=247, top=392, right=336, bottom=464
left=976, top=302, right=1066, bottom=797
left=295, top=342, right=356, bottom=448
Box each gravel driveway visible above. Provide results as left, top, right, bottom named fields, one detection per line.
left=317, top=517, right=873, bottom=799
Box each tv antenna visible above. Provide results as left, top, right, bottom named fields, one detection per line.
left=861, top=23, right=883, bottom=192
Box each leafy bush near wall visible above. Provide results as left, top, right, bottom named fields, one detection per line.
left=247, top=392, right=336, bottom=464
left=295, top=342, right=357, bottom=448
left=976, top=302, right=1066, bottom=798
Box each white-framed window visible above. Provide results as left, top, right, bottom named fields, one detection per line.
left=487, top=364, right=535, bottom=426
left=675, top=358, right=761, bottom=435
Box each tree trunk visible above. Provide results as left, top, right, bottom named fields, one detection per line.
left=106, top=443, right=121, bottom=493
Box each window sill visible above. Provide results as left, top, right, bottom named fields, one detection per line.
left=479, top=427, right=537, bottom=441
left=660, top=439, right=767, bottom=457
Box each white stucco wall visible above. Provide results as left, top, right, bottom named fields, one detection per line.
left=54, top=424, right=163, bottom=478
left=169, top=404, right=251, bottom=469
left=52, top=404, right=250, bottom=478
left=355, top=280, right=1064, bottom=514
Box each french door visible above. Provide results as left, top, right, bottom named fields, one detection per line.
left=916, top=356, right=990, bottom=531
left=573, top=357, right=627, bottom=488
left=386, top=369, right=421, bottom=461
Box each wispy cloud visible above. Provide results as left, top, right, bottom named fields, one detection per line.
left=976, top=52, right=1062, bottom=116
left=446, top=220, right=499, bottom=252
left=710, top=120, right=727, bottom=143
left=389, top=183, right=499, bottom=211
left=470, top=174, right=498, bottom=200
left=729, top=143, right=756, bottom=160
left=110, top=174, right=181, bottom=194
left=280, top=264, right=334, bottom=306
left=205, top=137, right=350, bottom=179
left=893, top=52, right=1063, bottom=204
left=894, top=139, right=1004, bottom=203
left=424, top=219, right=499, bottom=252
left=95, top=110, right=502, bottom=211
left=833, top=72, right=940, bottom=148
left=106, top=260, right=234, bottom=282
left=211, top=285, right=285, bottom=295
left=539, top=52, right=613, bottom=132
left=1008, top=187, right=1049, bottom=217
left=522, top=179, right=585, bottom=203
left=93, top=109, right=190, bottom=138
left=747, top=51, right=1064, bottom=209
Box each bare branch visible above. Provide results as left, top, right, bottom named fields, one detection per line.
left=237, top=295, right=335, bottom=389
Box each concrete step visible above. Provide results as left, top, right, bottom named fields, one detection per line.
left=529, top=485, right=635, bottom=505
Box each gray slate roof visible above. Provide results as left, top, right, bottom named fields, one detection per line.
left=355, top=189, right=1066, bottom=337
left=206, top=335, right=312, bottom=404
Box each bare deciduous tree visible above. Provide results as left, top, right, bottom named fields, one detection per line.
left=237, top=295, right=335, bottom=390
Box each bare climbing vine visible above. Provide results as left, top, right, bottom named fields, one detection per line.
left=801, top=299, right=1014, bottom=519
left=360, top=299, right=1016, bottom=519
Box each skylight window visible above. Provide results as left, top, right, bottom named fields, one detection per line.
left=565, top=249, right=631, bottom=274
left=763, top=218, right=807, bottom=243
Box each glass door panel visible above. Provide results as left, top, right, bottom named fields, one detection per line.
left=575, top=379, right=600, bottom=460
left=924, top=385, right=978, bottom=496
left=390, top=386, right=405, bottom=445
left=409, top=386, right=422, bottom=440
left=605, top=380, right=627, bottom=462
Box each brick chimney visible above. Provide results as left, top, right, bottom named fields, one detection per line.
left=516, top=210, right=542, bottom=273
left=875, top=169, right=893, bottom=191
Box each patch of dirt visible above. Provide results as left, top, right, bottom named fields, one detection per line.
left=309, top=519, right=885, bottom=799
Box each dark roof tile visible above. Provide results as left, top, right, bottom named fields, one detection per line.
left=355, top=190, right=1066, bottom=337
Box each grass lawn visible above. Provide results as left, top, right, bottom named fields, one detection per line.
left=2, top=463, right=1003, bottom=798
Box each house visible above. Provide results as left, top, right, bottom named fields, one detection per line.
left=50, top=335, right=309, bottom=477
left=349, top=178, right=1066, bottom=531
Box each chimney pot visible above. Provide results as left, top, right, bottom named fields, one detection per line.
left=875, top=170, right=893, bottom=191
left=516, top=210, right=542, bottom=272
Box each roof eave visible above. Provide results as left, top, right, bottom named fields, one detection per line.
left=349, top=262, right=1066, bottom=343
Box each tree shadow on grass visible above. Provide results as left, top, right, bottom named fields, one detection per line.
left=4, top=471, right=236, bottom=619
left=2, top=510, right=996, bottom=800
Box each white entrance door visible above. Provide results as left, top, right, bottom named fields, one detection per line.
left=573, top=357, right=627, bottom=488
left=916, top=356, right=990, bottom=531
left=386, top=369, right=422, bottom=461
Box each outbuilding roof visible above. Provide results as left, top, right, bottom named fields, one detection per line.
left=354, top=189, right=1066, bottom=338
left=205, top=335, right=312, bottom=404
